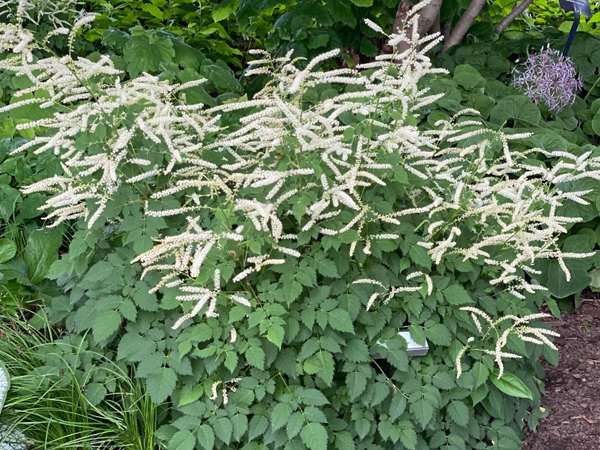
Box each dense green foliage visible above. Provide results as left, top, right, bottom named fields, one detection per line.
left=1, top=1, right=600, bottom=450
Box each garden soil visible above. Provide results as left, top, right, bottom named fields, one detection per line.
left=522, top=300, right=600, bottom=450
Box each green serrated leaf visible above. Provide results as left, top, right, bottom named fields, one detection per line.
left=146, top=367, right=177, bottom=403
left=92, top=310, right=121, bottom=342
left=196, top=424, right=215, bottom=450
left=447, top=400, right=469, bottom=427
left=271, top=403, right=293, bottom=431
left=245, top=345, right=265, bottom=369
left=286, top=412, right=304, bottom=439
left=299, top=388, right=329, bottom=406
left=300, top=423, right=328, bottom=450
left=346, top=371, right=367, bottom=400
left=410, top=398, right=434, bottom=427
left=443, top=284, right=472, bottom=305
left=328, top=309, right=354, bottom=333
left=169, top=430, right=196, bottom=450
left=212, top=417, right=232, bottom=445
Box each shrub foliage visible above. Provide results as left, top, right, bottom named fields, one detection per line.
left=2, top=3, right=600, bottom=450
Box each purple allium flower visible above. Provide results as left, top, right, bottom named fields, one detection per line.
left=512, top=46, right=582, bottom=113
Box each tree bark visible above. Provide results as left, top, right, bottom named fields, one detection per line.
left=496, top=0, right=534, bottom=33
left=442, top=0, right=487, bottom=52
left=389, top=0, right=444, bottom=54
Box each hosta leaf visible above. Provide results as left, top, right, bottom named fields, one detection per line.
left=24, top=228, right=62, bottom=284
left=169, top=430, right=196, bottom=450
left=489, top=370, right=533, bottom=400
left=146, top=367, right=177, bottom=403
left=0, top=361, right=10, bottom=413
left=300, top=423, right=328, bottom=450
left=0, top=239, right=16, bottom=264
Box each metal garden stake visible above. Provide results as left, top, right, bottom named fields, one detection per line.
left=559, top=0, right=593, bottom=56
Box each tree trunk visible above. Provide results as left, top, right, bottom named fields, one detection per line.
left=390, top=0, right=444, bottom=54
left=442, top=0, right=487, bottom=52
left=496, top=0, right=534, bottom=33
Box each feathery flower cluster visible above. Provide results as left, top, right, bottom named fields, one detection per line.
left=0, top=0, right=83, bottom=28
left=513, top=46, right=582, bottom=112
left=456, top=307, right=559, bottom=379
left=4, top=3, right=598, bottom=334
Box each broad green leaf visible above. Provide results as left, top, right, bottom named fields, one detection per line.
left=0, top=239, right=16, bottom=264
left=350, top=0, right=373, bottom=5
left=267, top=324, right=285, bottom=349
left=24, top=228, right=62, bottom=283
left=300, top=423, right=328, bottom=450
left=146, top=367, right=177, bottom=403
left=248, top=415, right=268, bottom=440
left=489, top=370, right=533, bottom=400
left=124, top=31, right=176, bottom=77
left=169, top=430, right=196, bottom=450
left=490, top=95, right=541, bottom=126
left=389, top=394, right=407, bottom=420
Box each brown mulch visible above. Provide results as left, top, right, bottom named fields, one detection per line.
left=522, top=300, right=600, bottom=450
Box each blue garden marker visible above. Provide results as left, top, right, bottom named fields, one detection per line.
left=559, top=0, right=593, bottom=56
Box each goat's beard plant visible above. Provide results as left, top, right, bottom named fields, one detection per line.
left=2, top=2, right=598, bottom=448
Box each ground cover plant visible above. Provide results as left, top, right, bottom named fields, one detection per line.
left=1, top=0, right=600, bottom=449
